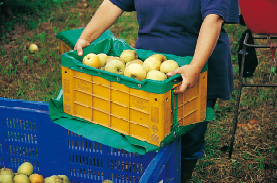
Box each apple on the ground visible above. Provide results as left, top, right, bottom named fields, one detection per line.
left=28, top=43, right=39, bottom=53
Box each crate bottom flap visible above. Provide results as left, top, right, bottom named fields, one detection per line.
left=49, top=94, right=214, bottom=155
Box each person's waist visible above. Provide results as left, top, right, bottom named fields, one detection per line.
left=138, top=30, right=198, bottom=37
left=135, top=33, right=196, bottom=56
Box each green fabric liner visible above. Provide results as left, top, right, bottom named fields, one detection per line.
left=49, top=93, right=214, bottom=155
left=56, top=28, right=124, bottom=49
left=61, top=39, right=208, bottom=94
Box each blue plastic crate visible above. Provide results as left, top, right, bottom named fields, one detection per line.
left=0, top=97, right=181, bottom=183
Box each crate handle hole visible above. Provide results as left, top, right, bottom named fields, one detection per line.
left=65, top=71, right=67, bottom=73
left=155, top=98, right=158, bottom=101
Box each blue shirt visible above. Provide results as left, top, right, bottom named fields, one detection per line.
left=110, top=0, right=239, bottom=100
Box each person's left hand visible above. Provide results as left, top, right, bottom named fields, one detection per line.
left=167, top=64, right=202, bottom=94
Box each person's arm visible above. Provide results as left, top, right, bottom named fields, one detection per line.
left=167, top=14, right=224, bottom=94
left=74, top=0, right=123, bottom=56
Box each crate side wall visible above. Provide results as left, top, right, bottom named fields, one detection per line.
left=1, top=98, right=178, bottom=183
left=62, top=66, right=208, bottom=146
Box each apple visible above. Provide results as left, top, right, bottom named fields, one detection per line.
left=102, top=180, right=114, bottom=183
left=120, top=49, right=138, bottom=63
left=13, top=174, right=30, bottom=183
left=124, top=63, right=146, bottom=81
left=97, top=53, right=108, bottom=67
left=150, top=54, right=167, bottom=62
left=29, top=173, right=44, bottom=183
left=44, top=176, right=61, bottom=183
left=105, top=59, right=125, bottom=75
left=160, top=60, right=179, bottom=73
left=0, top=168, right=14, bottom=177
left=0, top=174, right=14, bottom=183
left=143, top=56, right=162, bottom=73
left=126, top=59, right=144, bottom=67
left=82, top=53, right=101, bottom=68
left=28, top=44, right=38, bottom=53
left=146, top=70, right=167, bottom=81
left=58, top=175, right=69, bottom=183
left=17, top=162, right=33, bottom=176
left=106, top=56, right=125, bottom=64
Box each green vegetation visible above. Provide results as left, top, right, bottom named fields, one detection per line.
left=0, top=1, right=276, bottom=182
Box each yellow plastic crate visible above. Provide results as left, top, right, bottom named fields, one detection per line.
left=62, top=66, right=207, bottom=146
left=60, top=40, right=72, bottom=55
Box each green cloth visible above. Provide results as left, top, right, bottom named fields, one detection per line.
left=49, top=94, right=214, bottom=155
left=61, top=39, right=208, bottom=94
left=56, top=28, right=121, bottom=49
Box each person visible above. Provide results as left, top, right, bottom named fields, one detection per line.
left=74, top=0, right=239, bottom=182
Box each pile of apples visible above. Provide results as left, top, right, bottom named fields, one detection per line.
left=0, top=162, right=69, bottom=183
left=82, top=49, right=179, bottom=81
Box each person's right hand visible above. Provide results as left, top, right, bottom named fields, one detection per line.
left=74, top=38, right=90, bottom=56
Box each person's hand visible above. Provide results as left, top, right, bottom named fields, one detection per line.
left=74, top=38, right=90, bottom=56
left=167, top=64, right=202, bottom=94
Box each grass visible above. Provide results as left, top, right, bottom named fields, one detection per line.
left=0, top=0, right=276, bottom=182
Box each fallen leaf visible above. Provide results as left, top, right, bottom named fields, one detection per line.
left=237, top=124, right=248, bottom=128
left=250, top=119, right=259, bottom=124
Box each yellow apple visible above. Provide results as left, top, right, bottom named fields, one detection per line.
left=28, top=44, right=38, bottom=53
left=143, top=56, right=162, bottom=73
left=105, top=59, right=125, bottom=75
left=44, top=175, right=61, bottom=183
left=120, top=49, right=138, bottom=63
left=13, top=174, right=30, bottom=183
left=17, top=162, right=33, bottom=176
left=102, top=180, right=114, bottom=183
left=106, top=56, right=125, bottom=65
left=146, top=70, right=167, bottom=81
left=126, top=59, right=144, bottom=67
left=160, top=60, right=179, bottom=73
left=150, top=54, right=167, bottom=62
left=82, top=53, right=101, bottom=68
left=124, top=63, right=146, bottom=81
left=0, top=174, right=14, bottom=183
left=97, top=53, right=108, bottom=67
left=58, top=175, right=69, bottom=183
left=0, top=168, right=14, bottom=177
